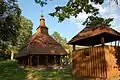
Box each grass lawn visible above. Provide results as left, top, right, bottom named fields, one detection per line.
left=2, top=60, right=119, bottom=80
left=0, top=60, right=27, bottom=80
left=26, top=68, right=78, bottom=80
left=0, top=60, right=80, bottom=80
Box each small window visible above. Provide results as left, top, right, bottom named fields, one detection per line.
left=85, top=52, right=89, bottom=57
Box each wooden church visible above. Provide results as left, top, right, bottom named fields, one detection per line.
left=68, top=26, right=120, bottom=79
left=16, top=16, right=67, bottom=66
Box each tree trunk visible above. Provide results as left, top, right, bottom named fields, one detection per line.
left=11, top=51, right=14, bottom=60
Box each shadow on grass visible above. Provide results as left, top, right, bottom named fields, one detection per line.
left=26, top=68, right=89, bottom=80
left=0, top=60, right=27, bottom=80
left=0, top=60, right=91, bottom=80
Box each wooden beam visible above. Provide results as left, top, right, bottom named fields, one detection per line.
left=73, top=45, right=76, bottom=51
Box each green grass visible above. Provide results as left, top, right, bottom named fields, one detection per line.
left=26, top=68, right=77, bottom=80
left=0, top=60, right=78, bottom=80
left=0, top=60, right=27, bottom=80
left=0, top=60, right=93, bottom=80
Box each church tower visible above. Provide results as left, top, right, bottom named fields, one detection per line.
left=36, top=15, right=48, bottom=35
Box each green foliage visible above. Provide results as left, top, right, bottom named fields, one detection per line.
left=0, top=0, right=21, bottom=43
left=51, top=32, right=72, bottom=66
left=0, top=0, right=32, bottom=58
left=35, top=0, right=105, bottom=21
left=52, top=32, right=63, bottom=43
left=0, top=15, right=33, bottom=55
left=35, top=0, right=47, bottom=7
left=0, top=53, right=10, bottom=60
left=0, top=0, right=22, bottom=53
left=0, top=60, right=27, bottom=80
left=82, top=16, right=113, bottom=27
left=51, top=31, right=69, bottom=49
left=35, top=0, right=115, bottom=27
left=49, top=0, right=100, bottom=22
left=16, top=16, right=33, bottom=50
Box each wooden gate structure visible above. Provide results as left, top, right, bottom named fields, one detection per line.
left=68, top=26, right=120, bottom=79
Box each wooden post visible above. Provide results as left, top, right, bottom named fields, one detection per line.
left=73, top=45, right=76, bottom=51
left=118, top=41, right=119, bottom=46
left=30, top=55, right=33, bottom=66
left=54, top=56, right=56, bottom=65
left=111, top=42, right=112, bottom=46
left=89, top=47, right=91, bottom=77
left=101, top=37, right=107, bottom=78
left=22, top=59, right=24, bottom=66
left=46, top=56, right=48, bottom=65
left=60, top=56, right=61, bottom=65
left=92, top=46, right=95, bottom=77
left=28, top=57, right=29, bottom=66
left=60, top=56, right=63, bottom=66
left=24, top=59, right=25, bottom=66
left=115, top=41, right=117, bottom=47
left=101, top=37, right=105, bottom=46
left=37, top=56, right=40, bottom=66
left=61, top=56, right=63, bottom=66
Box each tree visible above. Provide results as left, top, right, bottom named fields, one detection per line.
left=8, top=16, right=33, bottom=60
left=51, top=31, right=62, bottom=43
left=83, top=16, right=113, bottom=27
left=0, top=0, right=21, bottom=49
left=35, top=0, right=116, bottom=26
left=16, top=16, right=33, bottom=50
left=0, top=16, right=33, bottom=60
left=51, top=31, right=71, bottom=66
left=0, top=0, right=33, bottom=60
left=51, top=31, right=68, bottom=48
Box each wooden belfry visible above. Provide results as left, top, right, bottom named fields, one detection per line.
left=16, top=15, right=67, bottom=67
left=68, top=26, right=120, bottom=79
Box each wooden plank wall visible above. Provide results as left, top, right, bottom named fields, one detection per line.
left=72, top=46, right=111, bottom=78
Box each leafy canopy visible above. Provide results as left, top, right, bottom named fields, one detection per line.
left=51, top=31, right=69, bottom=49
left=0, top=0, right=21, bottom=44
left=0, top=0, right=33, bottom=54
left=0, top=16, right=33, bottom=54
left=35, top=0, right=114, bottom=26
left=83, top=16, right=113, bottom=27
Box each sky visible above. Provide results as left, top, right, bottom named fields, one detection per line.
left=18, top=0, right=120, bottom=41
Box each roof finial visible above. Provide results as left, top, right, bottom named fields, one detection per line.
left=39, top=9, right=46, bottom=28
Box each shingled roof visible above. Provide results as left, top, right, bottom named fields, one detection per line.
left=68, top=26, right=120, bottom=46
left=16, top=16, right=67, bottom=58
